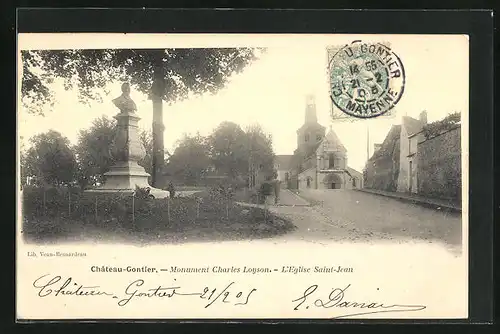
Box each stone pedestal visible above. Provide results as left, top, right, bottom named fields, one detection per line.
left=86, top=85, right=169, bottom=199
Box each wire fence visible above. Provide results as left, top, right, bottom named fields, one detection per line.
left=20, top=185, right=264, bottom=230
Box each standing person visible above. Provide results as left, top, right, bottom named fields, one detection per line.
left=167, top=181, right=175, bottom=198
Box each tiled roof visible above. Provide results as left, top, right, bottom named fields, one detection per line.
left=402, top=116, right=424, bottom=136
left=346, top=166, right=362, bottom=177
left=369, top=125, right=401, bottom=161
left=324, top=128, right=347, bottom=152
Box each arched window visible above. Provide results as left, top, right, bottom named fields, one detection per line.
left=305, top=134, right=310, bottom=142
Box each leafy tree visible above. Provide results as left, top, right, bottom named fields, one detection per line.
left=208, top=122, right=276, bottom=185
left=209, top=122, right=248, bottom=178
left=166, top=133, right=211, bottom=186
left=21, top=48, right=264, bottom=186
left=138, top=129, right=154, bottom=178
left=20, top=136, right=28, bottom=187
left=74, top=116, right=116, bottom=188
left=245, top=124, right=276, bottom=180
left=73, top=116, right=155, bottom=189
left=21, top=130, right=77, bottom=187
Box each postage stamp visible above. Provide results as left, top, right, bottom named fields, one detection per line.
left=329, top=40, right=405, bottom=119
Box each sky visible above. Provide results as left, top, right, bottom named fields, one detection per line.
left=18, top=34, right=469, bottom=172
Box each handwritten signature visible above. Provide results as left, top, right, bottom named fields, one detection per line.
left=32, top=275, right=426, bottom=317
left=292, top=284, right=426, bottom=318
left=32, top=274, right=256, bottom=308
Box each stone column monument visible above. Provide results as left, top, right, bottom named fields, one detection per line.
left=87, top=83, right=169, bottom=199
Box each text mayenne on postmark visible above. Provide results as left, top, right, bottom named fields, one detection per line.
left=329, top=40, right=405, bottom=119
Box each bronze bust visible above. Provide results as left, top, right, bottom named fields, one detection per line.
left=112, top=82, right=137, bottom=112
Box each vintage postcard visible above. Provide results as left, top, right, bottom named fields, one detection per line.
left=16, top=33, right=468, bottom=320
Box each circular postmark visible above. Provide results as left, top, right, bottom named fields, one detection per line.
left=329, top=41, right=405, bottom=119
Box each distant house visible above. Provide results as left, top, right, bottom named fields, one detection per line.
left=397, top=111, right=427, bottom=193
left=274, top=155, right=293, bottom=186
left=365, top=111, right=461, bottom=201
left=365, top=111, right=427, bottom=193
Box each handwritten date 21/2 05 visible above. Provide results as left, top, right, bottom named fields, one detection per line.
left=119, top=279, right=256, bottom=307
left=32, top=275, right=257, bottom=308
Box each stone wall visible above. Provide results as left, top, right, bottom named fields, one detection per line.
left=417, top=126, right=461, bottom=200
left=298, top=167, right=317, bottom=189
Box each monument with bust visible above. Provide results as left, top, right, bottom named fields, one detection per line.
left=86, top=82, right=169, bottom=199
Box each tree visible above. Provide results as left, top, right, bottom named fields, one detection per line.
left=73, top=116, right=155, bottom=189
left=138, top=129, right=154, bottom=179
left=21, top=48, right=264, bottom=186
left=74, top=116, right=116, bottom=188
left=209, top=122, right=248, bottom=178
left=208, top=122, right=276, bottom=185
left=21, top=130, right=77, bottom=187
left=166, top=133, right=211, bottom=186
left=245, top=124, right=276, bottom=182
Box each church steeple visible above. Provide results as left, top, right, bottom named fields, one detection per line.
left=296, top=94, right=326, bottom=154
left=305, top=94, right=318, bottom=124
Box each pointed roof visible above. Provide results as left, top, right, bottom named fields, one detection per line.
left=323, top=126, right=347, bottom=152
left=346, top=166, right=362, bottom=178
left=368, top=124, right=401, bottom=161
left=402, top=116, right=424, bottom=136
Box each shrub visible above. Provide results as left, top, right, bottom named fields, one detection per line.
left=259, top=182, right=273, bottom=196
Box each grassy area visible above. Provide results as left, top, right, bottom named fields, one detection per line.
left=233, top=188, right=257, bottom=204
left=21, top=187, right=296, bottom=245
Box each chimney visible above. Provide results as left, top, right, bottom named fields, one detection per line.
left=419, top=110, right=428, bottom=124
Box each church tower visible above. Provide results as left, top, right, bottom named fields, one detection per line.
left=305, top=94, right=318, bottom=124
left=296, top=94, right=326, bottom=155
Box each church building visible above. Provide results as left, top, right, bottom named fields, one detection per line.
left=275, top=95, right=363, bottom=190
